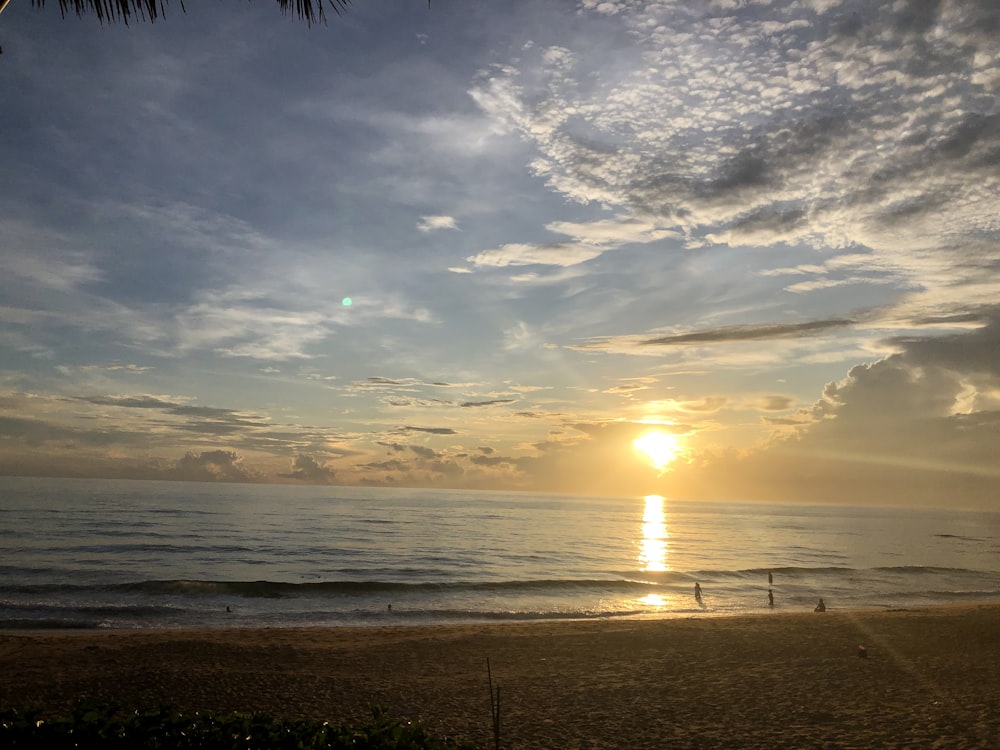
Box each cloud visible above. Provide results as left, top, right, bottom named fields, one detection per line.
left=577, top=317, right=857, bottom=354
left=642, top=319, right=857, bottom=346
left=174, top=295, right=333, bottom=361
left=5, top=248, right=103, bottom=292
left=280, top=454, right=337, bottom=483
left=603, top=383, right=651, bottom=396
left=470, top=0, right=1000, bottom=314
left=79, top=394, right=238, bottom=417
left=76, top=363, right=153, bottom=374
left=756, top=395, right=795, bottom=412
left=349, top=377, right=460, bottom=392
left=460, top=399, right=517, bottom=408
left=0, top=415, right=129, bottom=447
left=667, top=312, right=1000, bottom=507
left=396, top=426, right=458, bottom=435
left=417, top=215, right=459, bottom=232
left=465, top=215, right=680, bottom=271
left=669, top=396, right=728, bottom=414
left=168, top=450, right=260, bottom=483
left=471, top=453, right=515, bottom=467
left=466, top=242, right=604, bottom=268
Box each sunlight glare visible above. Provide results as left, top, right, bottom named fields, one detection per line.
left=633, top=430, right=681, bottom=472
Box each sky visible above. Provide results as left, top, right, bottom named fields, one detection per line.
left=1, top=0, right=998, bottom=508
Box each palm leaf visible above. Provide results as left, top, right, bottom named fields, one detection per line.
left=27, top=0, right=353, bottom=25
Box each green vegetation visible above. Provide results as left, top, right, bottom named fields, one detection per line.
left=0, top=704, right=477, bottom=750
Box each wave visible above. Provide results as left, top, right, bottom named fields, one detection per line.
left=0, top=604, right=681, bottom=631
left=2, top=577, right=690, bottom=600
left=3, top=565, right=991, bottom=600
left=112, top=578, right=661, bottom=598
left=0, top=618, right=99, bottom=630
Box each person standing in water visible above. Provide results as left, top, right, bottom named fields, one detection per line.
left=694, top=582, right=702, bottom=602
left=768, top=589, right=774, bottom=607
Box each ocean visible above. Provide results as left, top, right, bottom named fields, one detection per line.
left=1, top=476, right=998, bottom=630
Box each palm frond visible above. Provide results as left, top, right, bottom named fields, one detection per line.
left=28, top=0, right=353, bottom=25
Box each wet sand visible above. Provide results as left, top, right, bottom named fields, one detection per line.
left=2, top=604, right=999, bottom=748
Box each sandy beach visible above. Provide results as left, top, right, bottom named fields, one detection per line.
left=2, top=604, right=999, bottom=749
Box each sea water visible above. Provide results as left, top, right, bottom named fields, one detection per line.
left=1, top=476, right=998, bottom=630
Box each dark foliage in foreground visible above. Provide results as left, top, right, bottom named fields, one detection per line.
left=31, top=0, right=350, bottom=26
left=27, top=0, right=429, bottom=26
left=0, top=704, right=477, bottom=750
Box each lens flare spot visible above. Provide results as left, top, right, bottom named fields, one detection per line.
left=342, top=297, right=353, bottom=307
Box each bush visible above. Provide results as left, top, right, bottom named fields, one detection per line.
left=0, top=704, right=477, bottom=750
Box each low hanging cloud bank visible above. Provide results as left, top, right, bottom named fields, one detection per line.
left=661, top=312, right=1000, bottom=508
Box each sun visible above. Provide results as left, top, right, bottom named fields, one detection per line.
left=633, top=430, right=681, bottom=472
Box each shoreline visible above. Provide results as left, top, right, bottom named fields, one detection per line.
left=8, top=596, right=1000, bottom=635
left=3, top=603, right=999, bottom=748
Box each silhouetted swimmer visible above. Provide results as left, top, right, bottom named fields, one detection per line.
left=814, top=598, right=826, bottom=612
left=226, top=606, right=232, bottom=613
left=768, top=589, right=774, bottom=607
left=768, top=571, right=773, bottom=585
left=387, top=603, right=392, bottom=611
left=694, top=582, right=702, bottom=601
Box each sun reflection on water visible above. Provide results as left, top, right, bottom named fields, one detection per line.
left=639, top=592, right=667, bottom=608
left=638, top=494, right=669, bottom=573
